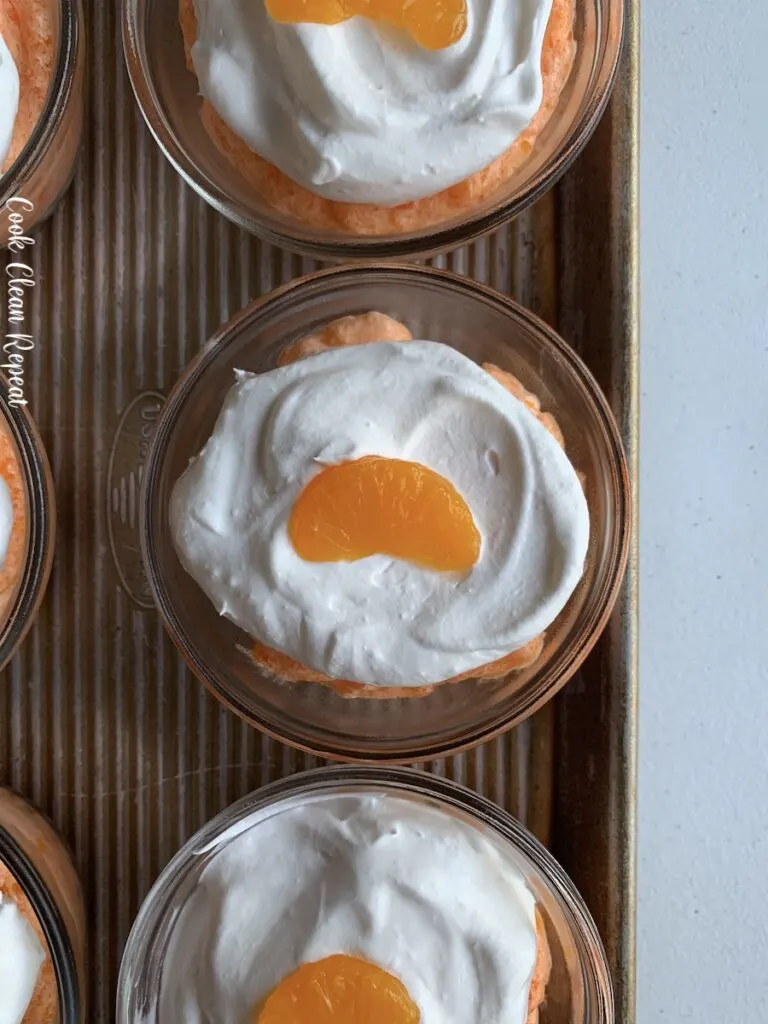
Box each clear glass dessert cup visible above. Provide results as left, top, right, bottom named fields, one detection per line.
left=117, top=766, right=614, bottom=1024
left=0, top=374, right=56, bottom=671
left=0, top=0, right=85, bottom=246
left=140, top=264, right=631, bottom=763
left=0, top=787, right=87, bottom=1024
left=122, top=0, right=625, bottom=259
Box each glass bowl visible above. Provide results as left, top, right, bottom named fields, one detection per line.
left=117, top=766, right=614, bottom=1024
left=122, top=0, right=625, bottom=259
left=0, top=787, right=86, bottom=1024
left=140, top=264, right=630, bottom=762
left=0, top=0, right=85, bottom=246
left=0, top=375, right=56, bottom=671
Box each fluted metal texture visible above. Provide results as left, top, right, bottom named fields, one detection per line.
left=0, top=1, right=638, bottom=1020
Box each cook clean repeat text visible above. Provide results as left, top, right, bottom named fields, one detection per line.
left=3, top=197, right=36, bottom=408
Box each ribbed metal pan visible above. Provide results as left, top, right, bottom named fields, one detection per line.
left=0, top=1, right=638, bottom=1020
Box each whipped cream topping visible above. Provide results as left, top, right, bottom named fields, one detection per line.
left=158, top=791, right=539, bottom=1024
left=0, top=31, right=20, bottom=171
left=0, top=893, right=46, bottom=1024
left=171, top=341, right=589, bottom=687
left=190, top=0, right=554, bottom=205
left=0, top=477, right=14, bottom=568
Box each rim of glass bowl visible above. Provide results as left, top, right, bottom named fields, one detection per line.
left=121, top=0, right=626, bottom=260
left=0, top=0, right=82, bottom=204
left=116, top=766, right=615, bottom=1024
left=140, top=263, right=631, bottom=763
left=0, top=376, right=56, bottom=672
left=0, top=821, right=82, bottom=1024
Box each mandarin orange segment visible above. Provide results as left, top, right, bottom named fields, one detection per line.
left=256, top=955, right=420, bottom=1024
left=289, top=456, right=480, bottom=572
left=265, top=0, right=347, bottom=25
left=265, top=0, right=468, bottom=50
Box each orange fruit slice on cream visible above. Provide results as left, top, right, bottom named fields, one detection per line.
left=289, top=456, right=480, bottom=572
left=265, top=0, right=468, bottom=51
left=256, top=955, right=420, bottom=1023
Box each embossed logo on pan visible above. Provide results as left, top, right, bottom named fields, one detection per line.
left=107, top=392, right=165, bottom=609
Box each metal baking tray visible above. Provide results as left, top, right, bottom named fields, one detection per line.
left=0, top=0, right=638, bottom=1020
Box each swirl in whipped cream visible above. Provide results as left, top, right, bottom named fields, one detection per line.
left=158, top=791, right=539, bottom=1024
left=189, top=0, right=554, bottom=205
left=0, top=30, right=20, bottom=171
left=170, top=341, right=589, bottom=687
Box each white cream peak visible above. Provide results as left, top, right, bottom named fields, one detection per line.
left=190, top=0, right=554, bottom=205
left=170, top=340, right=589, bottom=686
left=158, top=791, right=540, bottom=1024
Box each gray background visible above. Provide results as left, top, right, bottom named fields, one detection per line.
left=640, top=2, right=768, bottom=1018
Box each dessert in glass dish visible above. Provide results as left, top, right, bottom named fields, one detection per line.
left=0, top=787, right=86, bottom=1024
left=117, top=768, right=614, bottom=1024
left=141, top=265, right=630, bottom=761
left=123, top=0, right=625, bottom=257
left=170, top=310, right=589, bottom=697
left=179, top=0, right=577, bottom=234
left=0, top=0, right=85, bottom=246
left=0, top=377, right=55, bottom=671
